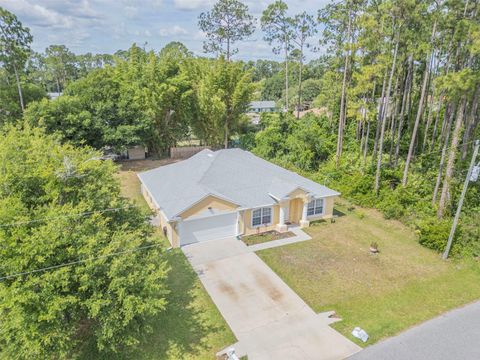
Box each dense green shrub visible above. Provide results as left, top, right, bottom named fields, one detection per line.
left=416, top=217, right=457, bottom=254
left=250, top=113, right=479, bottom=257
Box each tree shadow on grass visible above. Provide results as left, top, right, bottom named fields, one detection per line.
left=137, top=249, right=229, bottom=359
left=78, top=249, right=231, bottom=359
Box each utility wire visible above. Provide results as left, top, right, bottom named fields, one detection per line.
left=0, top=205, right=137, bottom=228
left=0, top=243, right=162, bottom=281
left=417, top=140, right=476, bottom=158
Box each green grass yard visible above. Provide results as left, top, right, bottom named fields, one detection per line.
left=257, top=201, right=480, bottom=346
left=106, top=160, right=236, bottom=359
left=137, top=241, right=236, bottom=359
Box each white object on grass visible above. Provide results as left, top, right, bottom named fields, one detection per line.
left=226, top=347, right=240, bottom=360
left=352, top=327, right=369, bottom=342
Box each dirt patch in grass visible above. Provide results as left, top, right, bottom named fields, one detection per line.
left=115, top=158, right=180, bottom=212
left=117, top=158, right=179, bottom=172
left=242, top=230, right=296, bottom=246
left=258, top=200, right=480, bottom=346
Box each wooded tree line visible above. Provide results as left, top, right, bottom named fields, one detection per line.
left=0, top=0, right=479, bottom=358
left=249, top=0, right=479, bottom=256
left=319, top=0, right=479, bottom=220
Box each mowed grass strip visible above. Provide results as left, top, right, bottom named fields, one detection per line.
left=138, top=236, right=236, bottom=360
left=257, top=202, right=480, bottom=346
left=109, top=162, right=237, bottom=359
left=115, top=170, right=151, bottom=212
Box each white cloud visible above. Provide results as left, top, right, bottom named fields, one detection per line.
left=173, top=0, right=214, bottom=10
left=0, top=0, right=74, bottom=28
left=158, top=25, right=188, bottom=37
left=124, top=5, right=139, bottom=18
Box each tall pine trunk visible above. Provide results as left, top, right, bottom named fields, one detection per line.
left=375, top=37, right=399, bottom=195
left=437, top=96, right=467, bottom=218
left=461, top=85, right=479, bottom=159
left=432, top=102, right=456, bottom=205
left=394, top=54, right=413, bottom=167
left=284, top=35, right=289, bottom=112
left=372, top=71, right=388, bottom=165
left=296, top=47, right=304, bottom=119
left=13, top=62, right=25, bottom=112
left=335, top=8, right=353, bottom=168
left=402, top=20, right=437, bottom=186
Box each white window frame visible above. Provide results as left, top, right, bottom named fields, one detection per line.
left=307, top=198, right=324, bottom=217
left=251, top=206, right=273, bottom=227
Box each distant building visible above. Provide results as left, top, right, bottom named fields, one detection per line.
left=127, top=145, right=147, bottom=160
left=247, top=101, right=277, bottom=125
left=47, top=92, right=62, bottom=100
left=249, top=101, right=277, bottom=113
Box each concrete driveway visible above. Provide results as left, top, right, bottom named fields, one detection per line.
left=182, top=237, right=361, bottom=360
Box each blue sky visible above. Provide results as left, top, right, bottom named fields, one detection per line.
left=0, top=0, right=330, bottom=61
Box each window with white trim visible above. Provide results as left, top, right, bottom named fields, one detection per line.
left=307, top=198, right=324, bottom=216
left=252, top=207, right=272, bottom=226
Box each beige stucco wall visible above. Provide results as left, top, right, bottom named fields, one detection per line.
left=141, top=184, right=158, bottom=212
left=242, top=205, right=280, bottom=235
left=306, top=196, right=336, bottom=221
left=179, top=195, right=238, bottom=220
left=158, top=211, right=179, bottom=247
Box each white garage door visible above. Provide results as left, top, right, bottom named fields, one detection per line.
left=180, top=212, right=237, bottom=246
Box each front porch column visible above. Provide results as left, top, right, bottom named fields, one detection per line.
left=276, top=200, right=288, bottom=233
left=300, top=199, right=310, bottom=228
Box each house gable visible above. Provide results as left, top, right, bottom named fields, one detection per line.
left=288, top=187, right=311, bottom=201
left=179, top=195, right=239, bottom=220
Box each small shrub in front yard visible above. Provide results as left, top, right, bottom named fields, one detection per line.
left=242, top=230, right=295, bottom=246
left=417, top=217, right=458, bottom=254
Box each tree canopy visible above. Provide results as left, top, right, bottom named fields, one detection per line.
left=0, top=126, right=169, bottom=358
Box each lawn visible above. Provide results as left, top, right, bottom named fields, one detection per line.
left=137, top=239, right=236, bottom=359
left=257, top=200, right=480, bottom=346
left=95, top=159, right=237, bottom=359
left=242, top=230, right=296, bottom=246
left=115, top=158, right=178, bottom=212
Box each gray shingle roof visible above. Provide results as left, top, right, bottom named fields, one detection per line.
left=250, top=101, right=276, bottom=109
left=138, top=149, right=340, bottom=220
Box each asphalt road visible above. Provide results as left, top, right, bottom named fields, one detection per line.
left=349, top=301, right=480, bottom=360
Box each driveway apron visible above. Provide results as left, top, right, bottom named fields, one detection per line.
left=182, top=238, right=361, bottom=360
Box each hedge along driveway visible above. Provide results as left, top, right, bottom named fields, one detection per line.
left=257, top=201, right=480, bottom=346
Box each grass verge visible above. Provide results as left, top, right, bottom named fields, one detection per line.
left=257, top=201, right=480, bottom=346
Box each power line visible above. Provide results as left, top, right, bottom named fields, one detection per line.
left=0, top=243, right=163, bottom=281
left=0, top=205, right=137, bottom=229
left=410, top=140, right=476, bottom=159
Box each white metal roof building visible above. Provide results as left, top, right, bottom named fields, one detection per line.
left=138, top=149, right=339, bottom=246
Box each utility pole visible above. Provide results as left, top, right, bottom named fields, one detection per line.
left=443, top=140, right=479, bottom=260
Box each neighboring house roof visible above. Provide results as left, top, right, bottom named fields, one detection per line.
left=47, top=92, right=62, bottom=100
left=138, top=149, right=340, bottom=220
left=250, top=101, right=276, bottom=109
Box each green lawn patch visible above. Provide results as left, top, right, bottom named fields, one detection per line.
left=115, top=170, right=150, bottom=212
left=104, top=167, right=236, bottom=359
left=242, top=230, right=296, bottom=246
left=257, top=201, right=480, bottom=346
left=136, top=244, right=236, bottom=359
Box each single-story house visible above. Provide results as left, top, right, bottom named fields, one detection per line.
left=138, top=149, right=339, bottom=247
left=249, top=101, right=277, bottom=113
